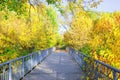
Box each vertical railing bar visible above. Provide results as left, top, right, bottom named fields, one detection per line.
left=36, top=53, right=37, bottom=65
left=1, top=73, right=3, bottom=80
left=37, top=52, right=39, bottom=64
left=2, top=73, right=4, bottom=79
left=3, top=71, right=4, bottom=80
left=24, top=57, right=26, bottom=74
left=30, top=54, right=33, bottom=70
left=20, top=60, right=22, bottom=78
left=32, top=54, right=34, bottom=67
left=3, top=67, right=4, bottom=80
left=7, top=71, right=8, bottom=80
left=14, top=60, right=16, bottom=80
left=113, top=70, right=117, bottom=80
left=22, top=57, right=25, bottom=77
left=5, top=71, right=6, bottom=80
left=0, top=73, right=1, bottom=80
left=35, top=53, right=36, bottom=65
left=34, top=54, right=35, bottom=66
left=8, top=63, right=12, bottom=80
left=17, top=60, right=19, bottom=80
left=38, top=51, right=40, bottom=63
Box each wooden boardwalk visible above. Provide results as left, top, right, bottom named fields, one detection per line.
left=22, top=52, right=84, bottom=80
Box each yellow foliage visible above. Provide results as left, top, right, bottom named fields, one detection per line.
left=89, top=13, right=120, bottom=69
left=94, top=13, right=116, bottom=33
left=64, top=11, right=93, bottom=49
left=113, top=11, right=120, bottom=27
left=0, top=3, right=59, bottom=63
left=64, top=11, right=120, bottom=69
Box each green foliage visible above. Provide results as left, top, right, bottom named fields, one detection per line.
left=46, top=6, right=58, bottom=27
left=79, top=44, right=91, bottom=56
left=46, top=0, right=61, bottom=4
left=0, top=0, right=28, bottom=15
left=0, top=2, right=60, bottom=63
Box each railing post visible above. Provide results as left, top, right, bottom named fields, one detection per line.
left=37, top=52, right=39, bottom=64
left=8, top=63, right=12, bottom=80
left=95, top=62, right=98, bottom=80
left=113, top=70, right=117, bottom=80
left=30, top=54, right=33, bottom=70
left=38, top=51, right=41, bottom=63
left=35, top=53, right=37, bottom=66
left=22, top=58, right=25, bottom=77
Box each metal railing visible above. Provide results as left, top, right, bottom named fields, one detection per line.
left=69, top=48, right=120, bottom=80
left=0, top=48, right=53, bottom=80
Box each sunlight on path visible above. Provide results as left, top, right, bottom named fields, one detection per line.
left=22, top=52, right=84, bottom=80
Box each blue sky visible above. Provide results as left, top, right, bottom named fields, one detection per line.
left=91, top=0, right=120, bottom=12
left=59, top=0, right=120, bottom=34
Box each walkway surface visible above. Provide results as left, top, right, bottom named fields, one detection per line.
left=22, top=52, right=84, bottom=80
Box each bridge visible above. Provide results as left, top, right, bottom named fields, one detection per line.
left=0, top=48, right=120, bottom=80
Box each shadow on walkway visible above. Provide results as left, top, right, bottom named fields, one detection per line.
left=22, top=52, right=85, bottom=80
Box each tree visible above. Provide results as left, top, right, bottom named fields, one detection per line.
left=0, top=1, right=59, bottom=63
left=64, top=11, right=93, bottom=49
left=89, top=13, right=120, bottom=68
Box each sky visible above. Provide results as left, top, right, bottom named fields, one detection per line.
left=52, top=0, right=120, bottom=34
left=91, top=0, right=120, bottom=12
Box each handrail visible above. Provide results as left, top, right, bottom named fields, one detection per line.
left=0, top=52, right=36, bottom=67
left=69, top=48, right=120, bottom=80
left=0, top=48, right=54, bottom=80
left=96, top=60, right=120, bottom=73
